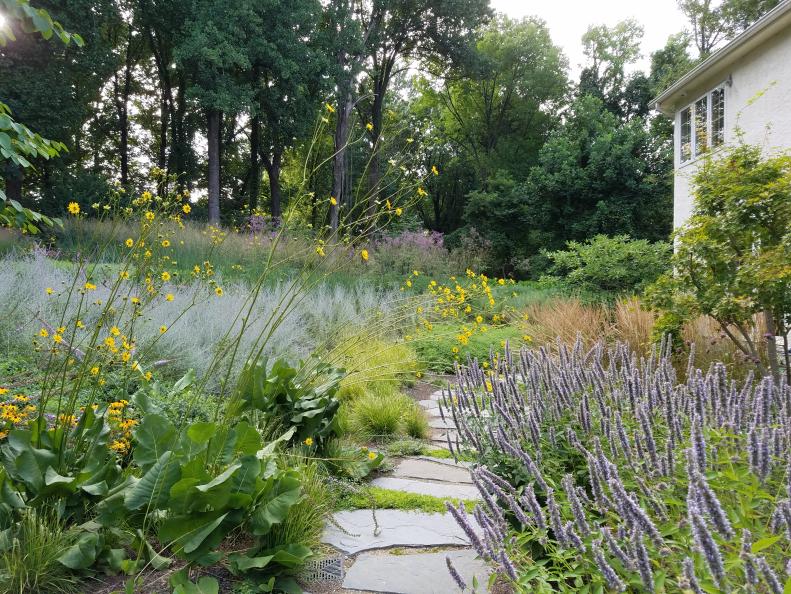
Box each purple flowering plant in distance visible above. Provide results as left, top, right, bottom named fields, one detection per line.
left=442, top=335, right=791, bottom=592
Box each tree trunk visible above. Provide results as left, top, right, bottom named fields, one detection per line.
left=331, top=93, right=353, bottom=233
left=367, top=81, right=385, bottom=216
left=263, top=149, right=283, bottom=222
left=763, top=310, right=780, bottom=380
left=207, top=109, right=222, bottom=225
left=249, top=115, right=261, bottom=210
left=3, top=166, right=23, bottom=204
left=119, top=38, right=134, bottom=187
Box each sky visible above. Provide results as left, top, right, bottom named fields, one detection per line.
left=492, top=0, right=689, bottom=76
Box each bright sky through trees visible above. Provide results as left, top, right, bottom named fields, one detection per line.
left=492, top=0, right=688, bottom=74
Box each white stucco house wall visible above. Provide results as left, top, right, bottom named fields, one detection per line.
left=653, top=1, right=791, bottom=230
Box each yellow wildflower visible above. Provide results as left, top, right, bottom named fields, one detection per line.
left=67, top=202, right=80, bottom=215
left=368, top=452, right=377, bottom=461
left=304, top=437, right=313, bottom=447
left=165, top=293, right=174, bottom=302
left=125, top=238, right=134, bottom=248
left=90, top=366, right=100, bottom=376
left=161, top=240, right=170, bottom=248
left=395, top=207, right=403, bottom=216
left=46, top=287, right=53, bottom=295
left=215, top=287, right=224, bottom=296
left=161, top=271, right=171, bottom=282
left=325, top=103, right=335, bottom=113
left=366, top=122, right=373, bottom=131
left=182, top=204, right=191, bottom=214
left=330, top=196, right=337, bottom=206
left=360, top=249, right=369, bottom=262
left=431, top=165, right=439, bottom=176
left=159, top=325, right=167, bottom=334
left=39, top=328, right=49, bottom=338
left=110, top=326, right=120, bottom=336
left=84, top=282, right=96, bottom=291
left=144, top=211, right=155, bottom=221
left=53, top=334, right=63, bottom=344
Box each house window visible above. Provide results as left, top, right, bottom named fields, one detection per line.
left=678, top=85, right=725, bottom=164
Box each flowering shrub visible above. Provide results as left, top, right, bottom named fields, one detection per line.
left=442, top=337, right=791, bottom=592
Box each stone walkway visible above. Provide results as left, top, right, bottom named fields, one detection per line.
left=316, top=390, right=490, bottom=593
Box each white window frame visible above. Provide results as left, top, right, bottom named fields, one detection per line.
left=678, top=84, right=726, bottom=165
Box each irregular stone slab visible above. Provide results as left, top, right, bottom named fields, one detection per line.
left=322, top=510, right=476, bottom=555
left=343, top=548, right=491, bottom=594
left=429, top=390, right=455, bottom=401
left=418, top=400, right=439, bottom=409
left=371, top=477, right=480, bottom=500
left=392, top=458, right=472, bottom=484
left=429, top=418, right=457, bottom=430
left=415, top=456, right=473, bottom=469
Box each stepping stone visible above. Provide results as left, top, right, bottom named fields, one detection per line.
left=415, top=456, right=473, bottom=469
left=371, top=477, right=480, bottom=500
left=418, top=400, right=438, bottom=410
left=429, top=390, right=454, bottom=401
left=343, top=548, right=491, bottom=594
left=322, top=510, right=477, bottom=555
left=429, top=418, right=456, bottom=430
left=392, top=458, right=472, bottom=484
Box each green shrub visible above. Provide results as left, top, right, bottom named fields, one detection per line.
left=542, top=234, right=671, bottom=297
left=349, top=392, right=405, bottom=440
left=401, top=401, right=429, bottom=439
left=412, top=322, right=526, bottom=372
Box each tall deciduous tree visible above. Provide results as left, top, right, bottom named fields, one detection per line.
left=678, top=0, right=780, bottom=56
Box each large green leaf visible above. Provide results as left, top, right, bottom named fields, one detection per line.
left=124, top=451, right=180, bottom=511
left=249, top=474, right=301, bottom=536
left=133, top=414, right=178, bottom=472
left=57, top=532, right=103, bottom=569
left=158, top=511, right=229, bottom=557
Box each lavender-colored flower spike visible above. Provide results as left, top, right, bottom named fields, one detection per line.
left=546, top=488, right=567, bottom=546
left=601, top=527, right=632, bottom=569
left=682, top=557, right=704, bottom=594
left=740, top=529, right=758, bottom=584
left=692, top=469, right=734, bottom=539
left=687, top=501, right=725, bottom=586
left=592, top=542, right=626, bottom=592
left=521, top=484, right=546, bottom=530
left=755, top=555, right=783, bottom=594
left=500, top=550, right=518, bottom=581
left=446, top=555, right=467, bottom=591
left=690, top=415, right=707, bottom=472
left=632, top=530, right=654, bottom=593
left=562, top=474, right=590, bottom=536
left=445, top=502, right=486, bottom=559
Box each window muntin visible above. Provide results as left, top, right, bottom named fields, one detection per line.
left=678, top=85, right=725, bottom=164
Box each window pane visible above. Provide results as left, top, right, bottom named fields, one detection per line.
left=694, top=96, right=708, bottom=155
left=711, top=88, right=725, bottom=147
left=680, top=107, right=691, bottom=162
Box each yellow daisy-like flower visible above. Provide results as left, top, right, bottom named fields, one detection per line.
left=325, top=103, right=335, bottom=113
left=395, top=207, right=403, bottom=216
left=498, top=278, right=505, bottom=285
left=159, top=325, right=167, bottom=334
left=141, top=191, right=152, bottom=202
left=45, top=287, right=53, bottom=295
left=125, top=238, right=134, bottom=248
left=366, top=122, right=373, bottom=131
left=131, top=296, right=140, bottom=305
left=215, top=287, right=224, bottom=297
left=144, top=211, right=155, bottom=222
left=165, top=293, right=174, bottom=302
left=330, top=196, right=337, bottom=206
left=417, top=187, right=427, bottom=197
left=144, top=371, right=153, bottom=381
left=431, top=165, right=439, bottom=176
left=76, top=320, right=85, bottom=328
left=119, top=271, right=129, bottom=280
left=304, top=437, right=313, bottom=447
left=39, top=328, right=49, bottom=338
left=110, top=326, right=120, bottom=336
left=161, top=240, right=170, bottom=248
left=316, top=246, right=326, bottom=257
left=0, top=388, right=7, bottom=395
left=360, top=249, right=369, bottom=262
left=121, top=352, right=131, bottom=363
left=53, top=334, right=63, bottom=344
left=104, top=336, right=116, bottom=348
left=67, top=202, right=80, bottom=215
left=452, top=346, right=459, bottom=354
left=90, top=366, right=100, bottom=376
left=367, top=451, right=377, bottom=461
left=161, top=271, right=171, bottom=282
left=182, top=204, right=191, bottom=214
left=405, top=280, right=412, bottom=287
left=84, top=282, right=96, bottom=291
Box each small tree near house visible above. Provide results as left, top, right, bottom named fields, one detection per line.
left=647, top=142, right=791, bottom=381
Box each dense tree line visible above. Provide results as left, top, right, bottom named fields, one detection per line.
left=0, top=0, right=778, bottom=274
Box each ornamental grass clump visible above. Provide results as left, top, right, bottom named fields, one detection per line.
left=442, top=335, right=791, bottom=592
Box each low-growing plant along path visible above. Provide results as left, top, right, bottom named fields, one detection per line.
left=317, top=391, right=491, bottom=593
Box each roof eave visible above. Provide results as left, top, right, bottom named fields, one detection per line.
left=652, top=0, right=791, bottom=116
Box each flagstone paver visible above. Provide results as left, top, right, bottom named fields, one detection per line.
left=370, top=477, right=479, bottom=500
left=322, top=510, right=476, bottom=555
left=342, top=548, right=490, bottom=593
left=391, top=458, right=473, bottom=484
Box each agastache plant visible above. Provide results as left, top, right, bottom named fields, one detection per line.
left=443, top=336, right=791, bottom=591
